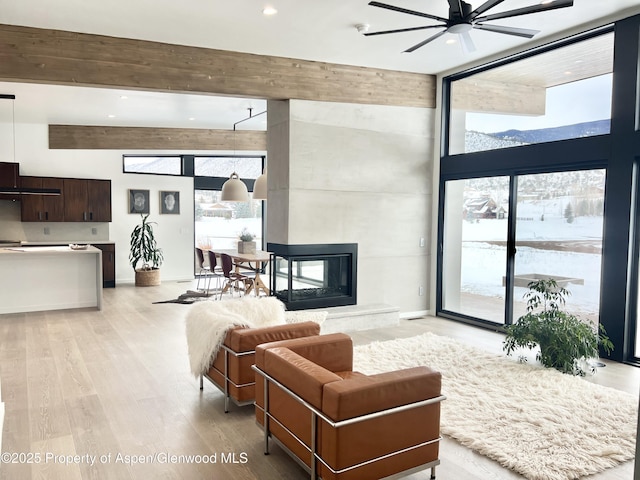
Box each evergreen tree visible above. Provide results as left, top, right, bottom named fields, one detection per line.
left=564, top=202, right=575, bottom=223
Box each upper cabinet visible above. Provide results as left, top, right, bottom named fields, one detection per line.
left=20, top=176, right=111, bottom=222
left=20, top=176, right=65, bottom=221
left=0, top=161, right=19, bottom=201
left=63, top=178, right=112, bottom=222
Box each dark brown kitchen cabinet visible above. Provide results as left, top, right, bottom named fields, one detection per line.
left=63, top=178, right=112, bottom=222
left=93, top=243, right=115, bottom=288
left=20, top=176, right=65, bottom=221
left=0, top=162, right=19, bottom=201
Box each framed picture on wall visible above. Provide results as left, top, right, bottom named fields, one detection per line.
left=160, top=191, right=180, bottom=214
left=129, top=189, right=150, bottom=214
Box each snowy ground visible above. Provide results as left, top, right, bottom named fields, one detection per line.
left=457, top=204, right=603, bottom=320
left=195, top=217, right=263, bottom=250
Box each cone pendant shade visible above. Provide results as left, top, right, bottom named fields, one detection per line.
left=252, top=169, right=267, bottom=200
left=221, top=172, right=249, bottom=201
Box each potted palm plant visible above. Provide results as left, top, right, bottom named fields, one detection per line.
left=129, top=213, right=164, bottom=286
left=503, top=278, right=613, bottom=375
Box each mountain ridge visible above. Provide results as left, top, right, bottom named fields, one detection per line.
left=490, top=119, right=610, bottom=144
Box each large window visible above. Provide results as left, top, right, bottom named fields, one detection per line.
left=123, top=155, right=182, bottom=175
left=194, top=155, right=264, bottom=252
left=448, top=32, right=613, bottom=155
left=194, top=189, right=262, bottom=251
left=513, top=170, right=605, bottom=323
left=442, top=177, right=509, bottom=324
left=439, top=27, right=618, bottom=344
left=441, top=170, right=604, bottom=327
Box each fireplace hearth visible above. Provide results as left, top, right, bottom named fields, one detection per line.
left=267, top=243, right=357, bottom=310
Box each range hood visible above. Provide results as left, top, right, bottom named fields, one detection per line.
left=0, top=96, right=60, bottom=196
left=0, top=186, right=61, bottom=196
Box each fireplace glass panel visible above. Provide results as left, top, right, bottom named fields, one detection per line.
left=275, top=255, right=351, bottom=302
left=268, top=243, right=357, bottom=310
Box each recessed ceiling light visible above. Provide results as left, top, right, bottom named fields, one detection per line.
left=446, top=38, right=457, bottom=45
left=189, top=117, right=195, bottom=121
left=120, top=95, right=128, bottom=100
left=108, top=114, right=116, bottom=118
left=263, top=6, right=277, bottom=15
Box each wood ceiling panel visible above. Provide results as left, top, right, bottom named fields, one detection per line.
left=471, top=32, right=614, bottom=88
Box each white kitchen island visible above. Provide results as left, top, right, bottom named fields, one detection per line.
left=0, top=246, right=103, bottom=314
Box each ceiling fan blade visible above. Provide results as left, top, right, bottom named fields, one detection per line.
left=460, top=30, right=476, bottom=54
left=364, top=24, right=447, bottom=36
left=474, top=23, right=540, bottom=38
left=468, top=0, right=505, bottom=20
left=368, top=1, right=449, bottom=23
left=475, top=0, right=573, bottom=23
left=404, top=30, right=448, bottom=53
left=448, top=0, right=466, bottom=18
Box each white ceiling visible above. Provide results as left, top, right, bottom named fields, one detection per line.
left=0, top=0, right=639, bottom=129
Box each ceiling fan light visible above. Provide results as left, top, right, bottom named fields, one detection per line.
left=221, top=172, right=249, bottom=202
left=448, top=23, right=472, bottom=34
left=252, top=170, right=268, bottom=200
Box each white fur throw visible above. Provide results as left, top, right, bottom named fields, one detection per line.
left=185, top=296, right=286, bottom=377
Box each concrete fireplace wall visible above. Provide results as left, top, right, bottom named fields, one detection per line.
left=266, top=99, right=435, bottom=316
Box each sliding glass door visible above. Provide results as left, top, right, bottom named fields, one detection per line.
left=442, top=177, right=509, bottom=324
left=513, top=170, right=605, bottom=323
left=441, top=169, right=605, bottom=326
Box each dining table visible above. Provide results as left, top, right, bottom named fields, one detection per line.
left=216, top=249, right=272, bottom=296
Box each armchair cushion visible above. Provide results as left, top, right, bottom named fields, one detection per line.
left=255, top=332, right=353, bottom=373
left=210, top=321, right=321, bottom=396
left=264, top=347, right=342, bottom=410
left=322, top=366, right=442, bottom=421
left=225, top=321, right=321, bottom=353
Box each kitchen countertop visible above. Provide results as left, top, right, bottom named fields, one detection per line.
left=0, top=245, right=102, bottom=254
left=20, top=241, right=115, bottom=245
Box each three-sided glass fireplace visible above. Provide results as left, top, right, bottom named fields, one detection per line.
left=267, top=243, right=357, bottom=310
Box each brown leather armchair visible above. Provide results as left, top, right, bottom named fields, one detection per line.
left=253, top=333, right=445, bottom=480
left=201, top=321, right=321, bottom=412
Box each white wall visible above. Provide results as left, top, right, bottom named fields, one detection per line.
left=267, top=100, right=435, bottom=316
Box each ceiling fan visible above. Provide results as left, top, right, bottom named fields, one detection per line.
left=364, top=0, right=574, bottom=53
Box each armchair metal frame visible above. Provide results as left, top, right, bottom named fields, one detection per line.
left=200, top=345, right=255, bottom=413
left=253, top=364, right=446, bottom=480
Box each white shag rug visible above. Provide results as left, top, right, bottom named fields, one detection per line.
left=353, top=333, right=638, bottom=480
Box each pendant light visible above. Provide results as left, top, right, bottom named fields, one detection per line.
left=221, top=107, right=266, bottom=202
left=221, top=171, right=249, bottom=202
left=221, top=109, right=249, bottom=202
left=252, top=168, right=267, bottom=200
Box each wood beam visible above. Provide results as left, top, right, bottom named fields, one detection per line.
left=49, top=125, right=266, bottom=150
left=0, top=24, right=435, bottom=108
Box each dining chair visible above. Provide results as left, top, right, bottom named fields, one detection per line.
left=195, top=247, right=212, bottom=292
left=207, top=250, right=224, bottom=295
left=219, top=253, right=255, bottom=299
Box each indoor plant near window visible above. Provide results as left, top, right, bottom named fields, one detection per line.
left=129, top=213, right=164, bottom=286
left=237, top=227, right=256, bottom=254
left=503, top=278, right=613, bottom=375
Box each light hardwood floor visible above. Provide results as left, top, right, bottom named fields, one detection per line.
left=0, top=281, right=637, bottom=480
